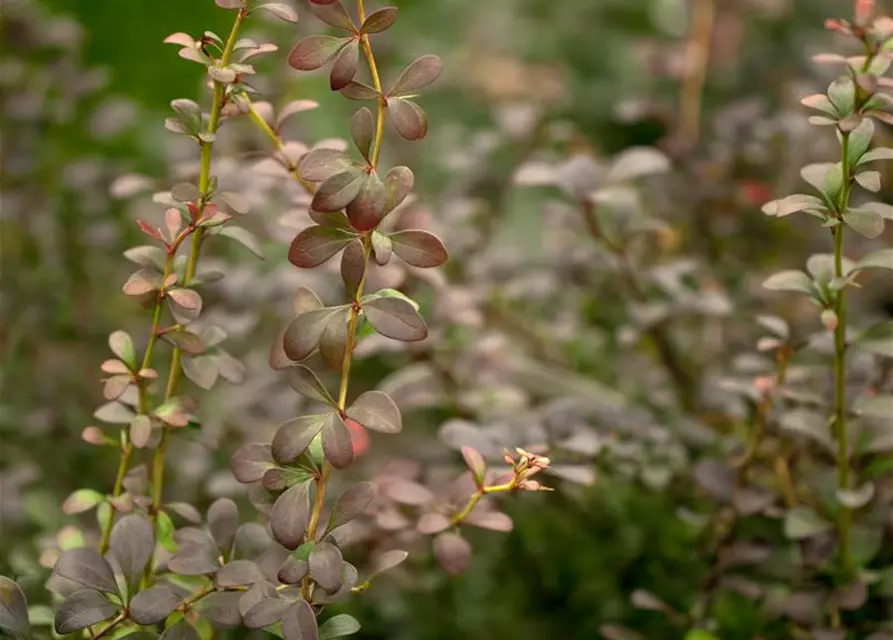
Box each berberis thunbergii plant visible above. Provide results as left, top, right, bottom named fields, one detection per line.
left=0, top=1, right=551, bottom=639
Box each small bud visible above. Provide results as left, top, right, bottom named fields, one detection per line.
left=754, top=375, right=774, bottom=394
left=855, top=0, right=875, bottom=27
left=821, top=308, right=839, bottom=331
left=81, top=426, right=106, bottom=446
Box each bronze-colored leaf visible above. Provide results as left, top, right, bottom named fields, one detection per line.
left=283, top=307, right=338, bottom=361
left=350, top=107, right=375, bottom=162
left=340, top=239, right=366, bottom=299
left=288, top=35, right=349, bottom=71
left=272, top=414, right=329, bottom=463
left=230, top=443, right=276, bottom=483
left=311, top=170, right=366, bottom=213
left=129, top=584, right=180, bottom=624
left=329, top=40, right=360, bottom=91
left=308, top=542, right=343, bottom=592
left=345, top=172, right=386, bottom=231
left=387, top=98, right=428, bottom=141
left=389, top=54, right=443, bottom=95
left=54, top=589, right=118, bottom=635
left=208, top=498, right=239, bottom=554
left=390, top=230, right=448, bottom=268
left=288, top=226, right=356, bottom=269
left=432, top=532, right=471, bottom=576
left=361, top=7, right=397, bottom=33
left=322, top=413, right=354, bottom=469
left=363, top=296, right=428, bottom=342
left=340, top=81, right=380, bottom=100
left=346, top=390, right=401, bottom=433
left=281, top=599, right=319, bottom=640
left=298, top=148, right=350, bottom=183
left=319, top=309, right=350, bottom=371
left=287, top=365, right=337, bottom=406
left=383, top=166, right=414, bottom=212
left=329, top=481, right=376, bottom=530
left=270, top=482, right=312, bottom=550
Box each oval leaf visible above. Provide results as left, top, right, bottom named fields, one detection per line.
left=390, top=230, right=448, bottom=268
left=322, top=414, right=354, bottom=470
left=270, top=482, right=312, bottom=550
left=273, top=414, right=329, bottom=463
left=389, top=54, right=443, bottom=95
left=129, top=584, right=180, bottom=625
left=53, top=548, right=117, bottom=595
left=289, top=226, right=356, bottom=269
left=308, top=542, right=343, bottom=592
left=363, top=296, right=428, bottom=342
left=346, top=390, right=401, bottom=433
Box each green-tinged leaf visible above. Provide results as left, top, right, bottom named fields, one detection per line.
left=157, top=511, right=177, bottom=553
left=54, top=589, right=118, bottom=635
left=319, top=614, right=360, bottom=640
left=828, top=77, right=855, bottom=116
left=159, top=619, right=199, bottom=640
left=855, top=394, right=893, bottom=420
left=370, top=231, right=391, bottom=266
left=181, top=355, right=218, bottom=390
left=784, top=506, right=832, bottom=540
left=218, top=226, right=264, bottom=259
left=108, top=331, right=136, bottom=368
left=762, top=270, right=813, bottom=295
left=761, top=194, right=825, bottom=218
left=855, top=170, right=882, bottom=192
left=847, top=117, right=875, bottom=167
left=62, top=489, right=105, bottom=515
left=161, top=329, right=206, bottom=355
left=857, top=248, right=893, bottom=271
left=857, top=147, right=893, bottom=165
left=836, top=483, right=875, bottom=509
left=123, top=246, right=166, bottom=271
left=844, top=207, right=885, bottom=238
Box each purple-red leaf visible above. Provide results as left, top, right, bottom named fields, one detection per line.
left=257, top=2, right=298, bottom=23
left=363, top=296, right=428, bottom=342
left=340, top=81, right=380, bottom=100
left=288, top=35, right=349, bottom=71
left=312, top=170, right=366, bottom=213
left=389, top=54, right=443, bottom=95
left=230, top=443, right=275, bottom=483
left=270, top=482, right=312, bottom=550
left=388, top=98, right=428, bottom=140
left=322, top=413, right=354, bottom=469
left=288, top=226, right=356, bottom=268
left=433, top=531, right=471, bottom=575
left=350, top=107, right=375, bottom=162
left=340, top=239, right=366, bottom=299
left=272, top=414, right=328, bottom=463
left=309, top=0, right=355, bottom=30
left=298, top=148, right=350, bottom=183
left=384, top=166, right=414, bottom=212
left=329, top=40, right=360, bottom=91
left=283, top=307, right=337, bottom=361
left=345, top=172, right=387, bottom=231
left=308, top=542, right=344, bottom=592
left=330, top=481, right=376, bottom=529
left=281, top=599, right=319, bottom=640
left=319, top=309, right=350, bottom=371
left=390, top=229, right=448, bottom=267
left=361, top=7, right=398, bottom=33
left=346, top=390, right=402, bottom=433
left=287, top=365, right=337, bottom=406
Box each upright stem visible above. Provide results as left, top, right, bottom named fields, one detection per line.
left=677, top=0, right=715, bottom=151
left=357, top=0, right=386, bottom=168
left=832, top=215, right=852, bottom=574
left=144, top=9, right=246, bottom=580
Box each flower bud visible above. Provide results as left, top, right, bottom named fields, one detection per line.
left=821, top=308, right=839, bottom=331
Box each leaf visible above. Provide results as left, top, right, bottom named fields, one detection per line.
left=350, top=107, right=375, bottom=162
left=855, top=170, right=882, bottom=192
left=605, top=147, right=671, bottom=183
left=129, top=415, right=153, bottom=448
left=123, top=269, right=161, bottom=296
left=844, top=207, right=885, bottom=238
left=322, top=414, right=354, bottom=469
left=63, top=489, right=105, bottom=515
left=370, top=231, right=391, bottom=266
left=109, top=514, right=155, bottom=591
left=340, top=240, right=366, bottom=299
left=129, top=584, right=180, bottom=624
left=319, top=614, right=361, bottom=639
left=361, top=7, right=398, bottom=33
left=53, top=548, right=118, bottom=595
left=270, top=482, right=312, bottom=550
left=54, top=589, right=118, bottom=635
left=278, top=556, right=310, bottom=584
left=299, top=148, right=350, bottom=183
left=159, top=619, right=199, bottom=640
left=289, top=226, right=356, bottom=268
left=856, top=394, right=893, bottom=419
left=383, top=166, right=414, bottom=212
left=283, top=308, right=337, bottom=362
left=312, top=170, right=366, bottom=213
left=345, top=172, right=387, bottom=231
left=346, top=390, right=401, bottom=433
left=288, top=36, right=349, bottom=71
left=461, top=446, right=486, bottom=483
left=245, top=597, right=293, bottom=629
left=0, top=576, right=30, bottom=639
left=230, top=443, right=276, bottom=483
left=828, top=77, right=855, bottom=116
left=167, top=543, right=220, bottom=576
left=857, top=147, right=893, bottom=165
left=363, top=296, right=428, bottom=341
left=162, top=329, right=206, bottom=355
left=319, top=310, right=350, bottom=371
left=216, top=560, right=264, bottom=587
left=857, top=248, right=893, bottom=270
left=108, top=331, right=136, bottom=368
left=309, top=543, right=344, bottom=592
left=390, top=230, right=448, bottom=267
left=273, top=415, right=329, bottom=464
left=281, top=600, right=319, bottom=640
left=181, top=355, right=218, bottom=390
left=197, top=591, right=242, bottom=628
left=309, top=0, right=354, bottom=29
left=433, top=532, right=471, bottom=576
left=389, top=54, right=443, bottom=95
left=382, top=479, right=434, bottom=505
left=95, top=402, right=136, bottom=424
left=836, top=483, right=875, bottom=509
left=369, top=549, right=408, bottom=577
left=208, top=498, right=239, bottom=554
left=216, top=0, right=243, bottom=7
left=762, top=270, right=813, bottom=295
left=218, top=226, right=264, bottom=259
left=288, top=365, right=337, bottom=406
left=417, top=512, right=451, bottom=535
left=340, top=81, right=380, bottom=100
left=761, top=193, right=825, bottom=217
left=167, top=288, right=203, bottom=315
left=123, top=245, right=166, bottom=271
left=387, top=98, right=428, bottom=141
left=258, top=2, right=299, bottom=22
left=329, top=40, right=359, bottom=91
left=784, top=506, right=833, bottom=540
left=847, top=117, right=875, bottom=167
left=330, top=482, right=376, bottom=530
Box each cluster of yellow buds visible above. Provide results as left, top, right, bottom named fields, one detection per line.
left=504, top=447, right=553, bottom=492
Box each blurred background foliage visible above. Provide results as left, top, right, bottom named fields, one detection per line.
left=3, top=0, right=892, bottom=639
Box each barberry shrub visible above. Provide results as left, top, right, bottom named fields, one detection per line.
left=0, top=1, right=550, bottom=639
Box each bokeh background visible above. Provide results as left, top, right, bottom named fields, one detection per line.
left=4, top=0, right=893, bottom=639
